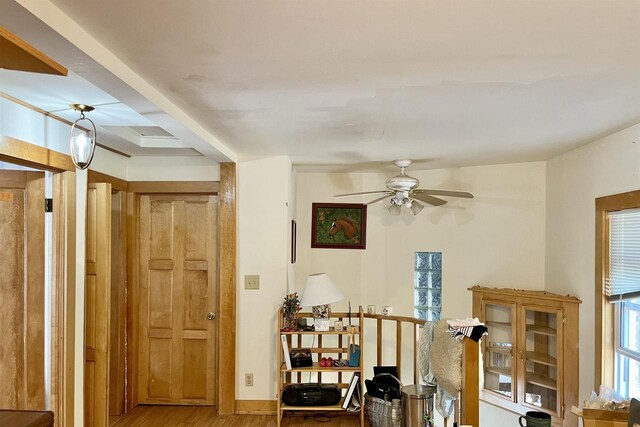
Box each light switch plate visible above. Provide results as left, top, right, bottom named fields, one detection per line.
left=244, top=274, right=260, bottom=290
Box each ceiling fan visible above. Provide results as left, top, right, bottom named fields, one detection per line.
left=334, top=160, right=474, bottom=215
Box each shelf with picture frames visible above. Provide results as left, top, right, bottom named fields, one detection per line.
left=470, top=286, right=581, bottom=427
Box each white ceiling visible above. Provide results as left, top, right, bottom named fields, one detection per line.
left=6, top=1, right=640, bottom=169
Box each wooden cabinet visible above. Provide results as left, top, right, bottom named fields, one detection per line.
left=470, top=286, right=581, bottom=427
left=276, top=308, right=365, bottom=426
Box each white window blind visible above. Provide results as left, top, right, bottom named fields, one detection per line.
left=607, top=208, right=640, bottom=301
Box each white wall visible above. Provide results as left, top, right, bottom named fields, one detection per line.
left=546, top=122, right=640, bottom=404
left=295, top=162, right=547, bottom=320
left=237, top=156, right=293, bottom=400
left=0, top=97, right=45, bottom=144
left=0, top=96, right=220, bottom=182
left=295, top=162, right=546, bottom=423
left=124, top=155, right=220, bottom=181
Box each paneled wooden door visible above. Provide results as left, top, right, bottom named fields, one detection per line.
left=138, top=195, right=218, bottom=405
left=85, top=182, right=112, bottom=427
left=0, top=170, right=45, bottom=409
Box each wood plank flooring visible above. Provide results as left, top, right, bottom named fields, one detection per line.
left=110, top=405, right=363, bottom=426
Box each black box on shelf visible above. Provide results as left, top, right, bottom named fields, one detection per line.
left=290, top=349, right=312, bottom=368
left=281, top=383, right=341, bottom=406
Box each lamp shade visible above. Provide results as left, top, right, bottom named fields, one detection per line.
left=69, top=104, right=97, bottom=170
left=300, top=273, right=344, bottom=307
left=388, top=203, right=401, bottom=216
left=410, top=200, right=424, bottom=215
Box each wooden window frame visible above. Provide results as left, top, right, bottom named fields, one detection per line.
left=595, top=189, right=640, bottom=390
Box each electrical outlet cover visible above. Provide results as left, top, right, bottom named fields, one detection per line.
left=244, top=274, right=260, bottom=290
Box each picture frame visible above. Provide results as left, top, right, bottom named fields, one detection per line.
left=311, top=203, right=366, bottom=249
left=291, top=219, right=297, bottom=263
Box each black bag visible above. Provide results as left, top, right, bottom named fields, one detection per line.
left=364, top=372, right=402, bottom=401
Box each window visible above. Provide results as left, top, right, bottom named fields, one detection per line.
left=598, top=202, right=640, bottom=398
left=414, top=252, right=442, bottom=321
left=615, top=298, right=640, bottom=397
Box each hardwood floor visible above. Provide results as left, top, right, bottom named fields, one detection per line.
left=110, top=405, right=364, bottom=426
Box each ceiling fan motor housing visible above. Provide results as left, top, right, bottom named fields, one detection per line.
left=385, top=174, right=419, bottom=192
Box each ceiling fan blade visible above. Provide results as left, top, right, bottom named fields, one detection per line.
left=411, top=193, right=448, bottom=206
left=334, top=190, right=393, bottom=198
left=365, top=194, right=393, bottom=205
left=413, top=189, right=474, bottom=199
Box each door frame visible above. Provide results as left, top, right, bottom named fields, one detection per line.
left=1, top=136, right=238, bottom=417
left=89, top=166, right=237, bottom=414
left=85, top=182, right=112, bottom=426
left=0, top=135, right=78, bottom=426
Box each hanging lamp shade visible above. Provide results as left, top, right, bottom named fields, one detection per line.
left=69, top=104, right=97, bottom=170
left=410, top=200, right=424, bottom=215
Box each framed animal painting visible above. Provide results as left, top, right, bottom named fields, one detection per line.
left=311, top=203, right=367, bottom=249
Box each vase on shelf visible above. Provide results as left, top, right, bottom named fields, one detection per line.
left=282, top=292, right=301, bottom=331
left=283, top=315, right=298, bottom=330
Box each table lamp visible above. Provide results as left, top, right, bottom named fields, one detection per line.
left=300, top=273, right=344, bottom=331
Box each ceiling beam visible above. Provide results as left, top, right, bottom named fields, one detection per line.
left=15, top=0, right=236, bottom=162
left=0, top=25, right=67, bottom=76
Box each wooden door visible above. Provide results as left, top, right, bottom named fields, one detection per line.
left=138, top=195, right=218, bottom=405
left=0, top=170, right=45, bottom=409
left=85, top=183, right=112, bottom=427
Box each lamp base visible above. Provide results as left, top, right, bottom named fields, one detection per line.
left=312, top=304, right=331, bottom=331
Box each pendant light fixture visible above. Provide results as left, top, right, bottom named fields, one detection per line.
left=69, top=103, right=97, bottom=170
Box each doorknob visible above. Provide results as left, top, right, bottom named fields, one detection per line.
left=207, top=312, right=216, bottom=320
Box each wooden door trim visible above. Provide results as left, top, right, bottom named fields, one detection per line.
left=0, top=26, right=68, bottom=76
left=109, top=191, right=127, bottom=415
left=218, top=163, right=236, bottom=415
left=88, top=170, right=128, bottom=192
left=92, top=168, right=234, bottom=412
left=85, top=183, right=112, bottom=426
left=25, top=172, right=46, bottom=408
left=125, top=193, right=140, bottom=410
left=51, top=171, right=77, bottom=426
left=0, top=136, right=74, bottom=172
left=127, top=181, right=220, bottom=194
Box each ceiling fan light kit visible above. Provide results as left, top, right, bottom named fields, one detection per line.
left=69, top=103, right=97, bottom=170
left=335, top=159, right=474, bottom=215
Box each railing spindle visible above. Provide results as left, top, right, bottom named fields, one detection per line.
left=396, top=320, right=402, bottom=379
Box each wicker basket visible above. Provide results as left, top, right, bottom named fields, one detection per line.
left=364, top=393, right=395, bottom=427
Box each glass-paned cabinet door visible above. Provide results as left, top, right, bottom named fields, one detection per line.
left=482, top=302, right=516, bottom=401
left=521, top=306, right=562, bottom=416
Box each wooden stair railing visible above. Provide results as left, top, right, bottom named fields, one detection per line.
left=362, top=312, right=479, bottom=427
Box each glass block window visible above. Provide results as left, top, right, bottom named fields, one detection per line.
left=414, top=252, right=442, bottom=321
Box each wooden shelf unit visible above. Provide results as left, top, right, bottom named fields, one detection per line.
left=470, top=286, right=581, bottom=427
left=276, top=309, right=365, bottom=427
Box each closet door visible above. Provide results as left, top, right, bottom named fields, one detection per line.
left=138, top=194, right=218, bottom=405
left=85, top=182, right=112, bottom=427
left=0, top=171, right=45, bottom=409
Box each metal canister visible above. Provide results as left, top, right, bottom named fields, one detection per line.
left=401, top=384, right=435, bottom=427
